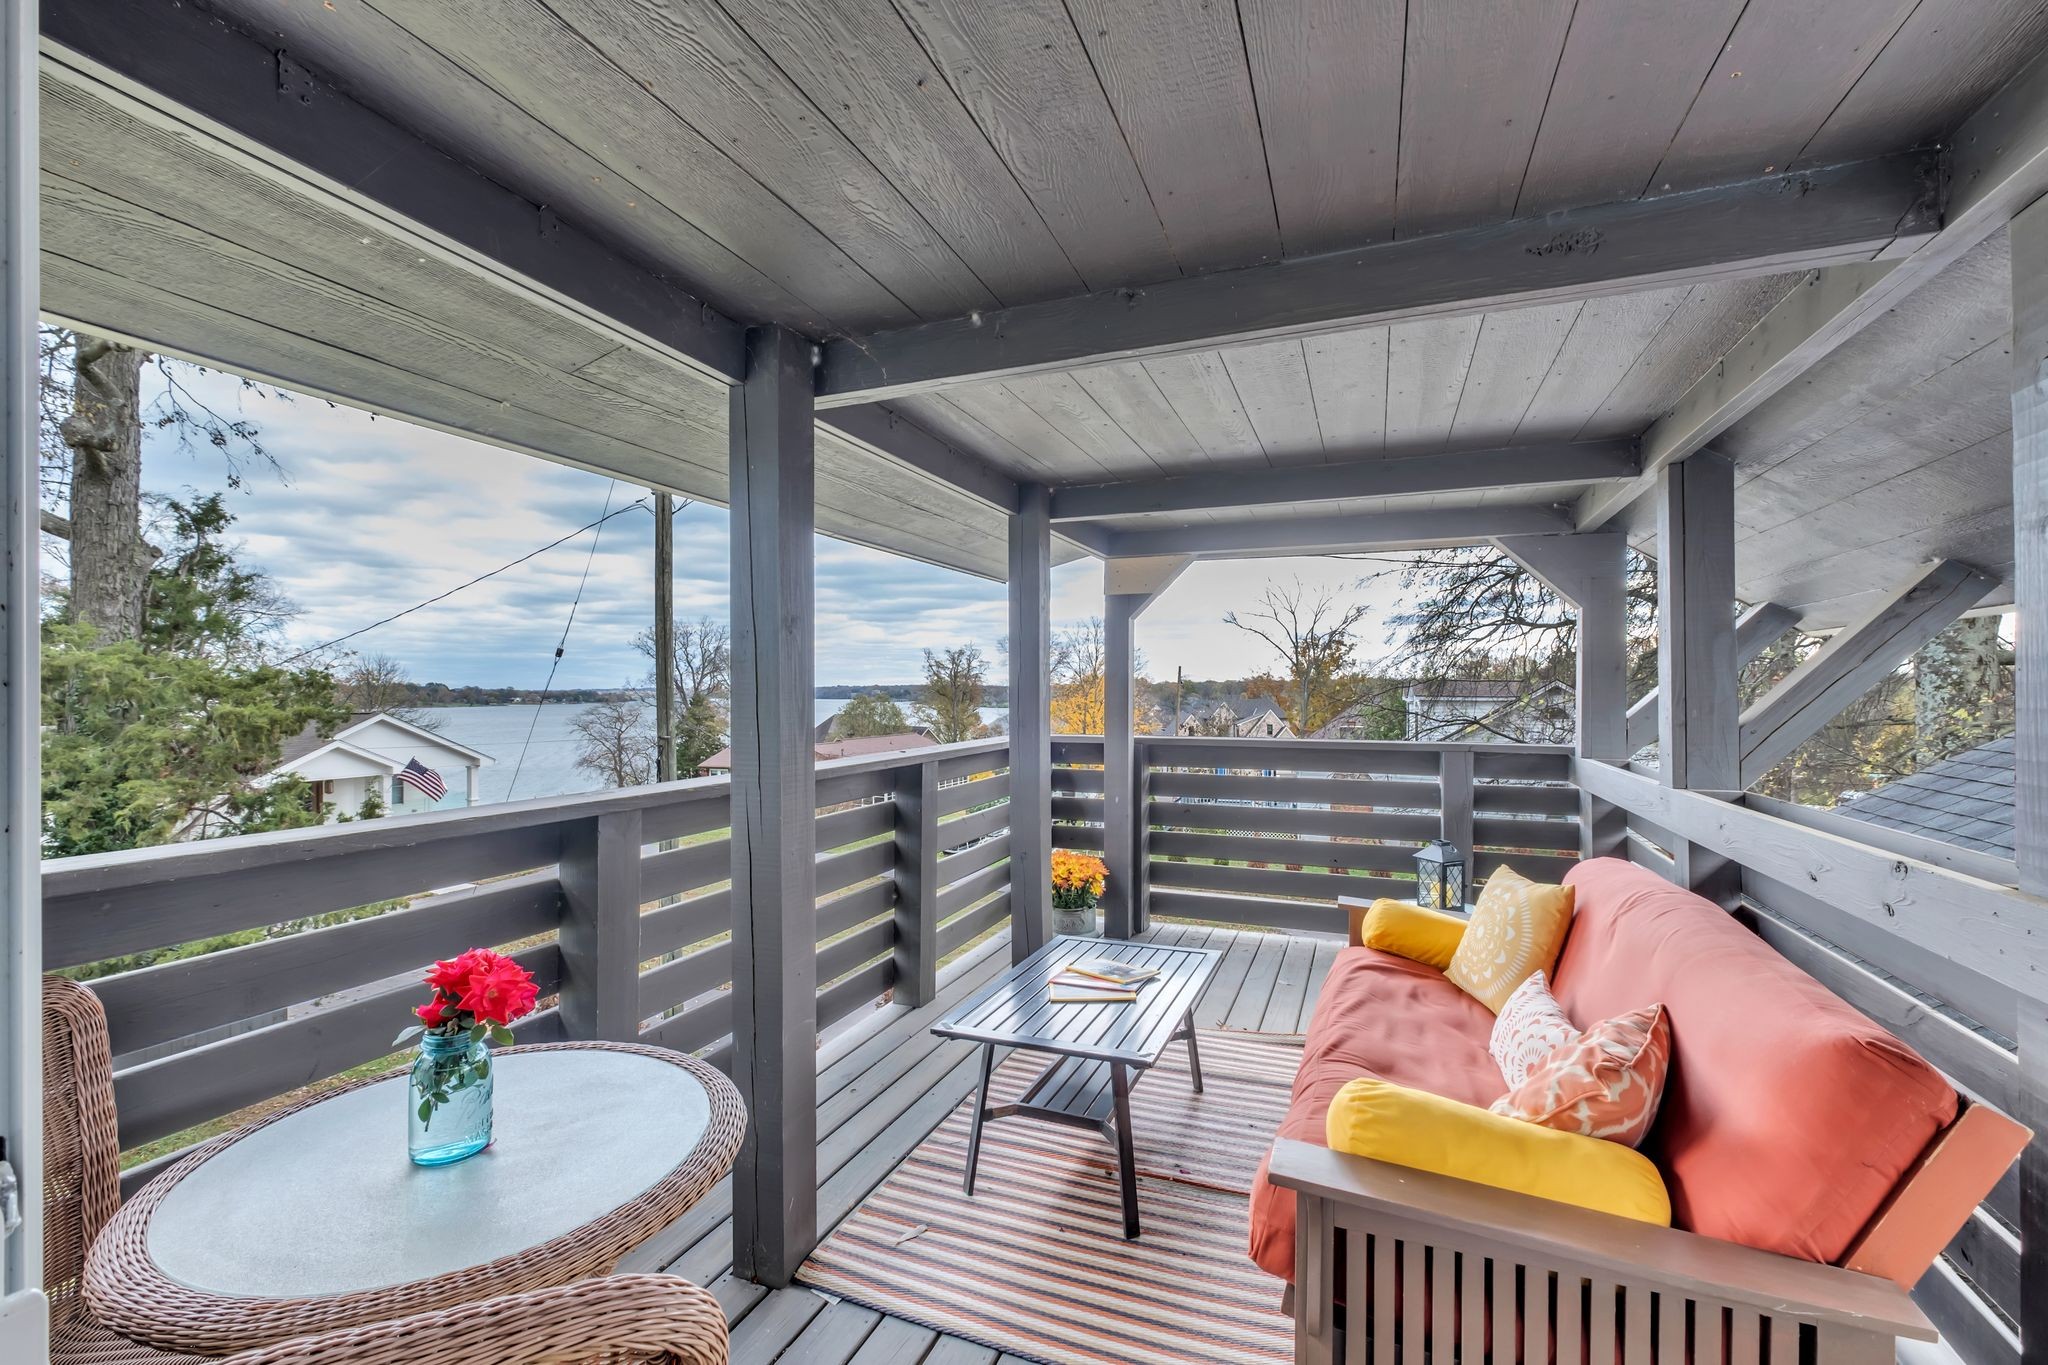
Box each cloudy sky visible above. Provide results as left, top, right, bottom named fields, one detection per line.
left=127, top=363, right=1409, bottom=690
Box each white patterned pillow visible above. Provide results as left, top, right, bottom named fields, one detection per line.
left=1489, top=971, right=1578, bottom=1088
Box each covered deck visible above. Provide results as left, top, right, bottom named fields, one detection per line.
left=3, top=1, right=2047, bottom=1362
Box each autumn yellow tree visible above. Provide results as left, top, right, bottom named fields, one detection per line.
left=1047, top=617, right=1162, bottom=735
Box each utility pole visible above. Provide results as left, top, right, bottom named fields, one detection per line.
left=654, top=491, right=676, bottom=781
left=1174, top=666, right=1183, bottom=734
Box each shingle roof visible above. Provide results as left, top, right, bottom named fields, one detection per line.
left=275, top=711, right=376, bottom=766
left=1834, top=735, right=2016, bottom=858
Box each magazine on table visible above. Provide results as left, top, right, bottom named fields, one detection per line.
left=1047, top=959, right=1159, bottom=1003
left=1065, top=958, right=1161, bottom=986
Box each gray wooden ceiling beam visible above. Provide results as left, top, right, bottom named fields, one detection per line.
left=1738, top=560, right=1991, bottom=787
left=1049, top=440, right=1636, bottom=522
left=1104, top=504, right=1572, bottom=558
left=1579, top=40, right=2048, bottom=533
left=1625, top=602, right=1800, bottom=756
left=817, top=403, right=1019, bottom=513
left=40, top=0, right=746, bottom=385
left=813, top=153, right=1940, bottom=405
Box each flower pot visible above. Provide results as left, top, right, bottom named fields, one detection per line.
left=1053, top=904, right=1098, bottom=936
left=409, top=1031, right=494, bottom=1166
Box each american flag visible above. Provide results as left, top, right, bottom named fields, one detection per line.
left=396, top=757, right=447, bottom=802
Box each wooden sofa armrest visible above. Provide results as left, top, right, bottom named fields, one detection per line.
left=1266, top=1138, right=1937, bottom=1343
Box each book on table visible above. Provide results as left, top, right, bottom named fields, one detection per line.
left=1065, top=958, right=1161, bottom=986
left=1046, top=965, right=1154, bottom=1003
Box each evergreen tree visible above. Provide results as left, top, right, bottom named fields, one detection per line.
left=674, top=692, right=727, bottom=775
left=42, top=496, right=347, bottom=852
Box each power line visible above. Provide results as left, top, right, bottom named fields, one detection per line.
left=507, top=481, right=622, bottom=800
left=282, top=497, right=653, bottom=664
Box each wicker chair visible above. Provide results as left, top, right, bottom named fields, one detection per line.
left=42, top=976, right=731, bottom=1365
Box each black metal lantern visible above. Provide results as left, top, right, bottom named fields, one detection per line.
left=1414, top=839, right=1466, bottom=912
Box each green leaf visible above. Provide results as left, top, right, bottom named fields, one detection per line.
left=473, top=1058, right=489, bottom=1080
left=417, top=1097, right=433, bottom=1123
left=468, top=1022, right=486, bottom=1043
left=391, top=1023, right=425, bottom=1048
left=489, top=1026, right=515, bottom=1047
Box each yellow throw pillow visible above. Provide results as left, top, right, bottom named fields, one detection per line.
left=1444, top=865, right=1574, bottom=1012
left=1325, top=1077, right=1671, bottom=1226
left=1351, top=898, right=1467, bottom=968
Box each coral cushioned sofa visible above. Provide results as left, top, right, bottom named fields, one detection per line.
left=1255, top=857, right=2030, bottom=1365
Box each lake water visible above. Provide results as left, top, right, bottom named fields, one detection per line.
left=426, top=701, right=1006, bottom=805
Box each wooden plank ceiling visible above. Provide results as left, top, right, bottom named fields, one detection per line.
left=197, top=0, right=2045, bottom=332
left=38, top=0, right=2048, bottom=604
left=1706, top=233, right=2017, bottom=629
left=891, top=274, right=1805, bottom=486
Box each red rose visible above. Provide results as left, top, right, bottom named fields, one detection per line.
left=456, top=954, right=539, bottom=1027
left=413, top=947, right=537, bottom=1033
left=424, top=949, right=486, bottom=995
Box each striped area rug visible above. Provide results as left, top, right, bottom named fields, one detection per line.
left=799, top=1030, right=1303, bottom=1364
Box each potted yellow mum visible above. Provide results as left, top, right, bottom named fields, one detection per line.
left=1051, top=849, right=1108, bottom=936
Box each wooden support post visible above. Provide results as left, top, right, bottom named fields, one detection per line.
left=0, top=0, right=38, bottom=1304
left=556, top=809, right=644, bottom=1042
left=1439, top=748, right=1475, bottom=887
left=1656, top=453, right=1739, bottom=904
left=1103, top=593, right=1141, bottom=939
left=891, top=759, right=939, bottom=1007
left=727, top=325, right=818, bottom=1287
left=1494, top=533, right=1628, bottom=859
left=1738, top=560, right=1989, bottom=788
left=1625, top=603, right=1799, bottom=756
left=1008, top=483, right=1054, bottom=962
left=653, top=491, right=676, bottom=782
left=2006, top=195, right=2048, bottom=1365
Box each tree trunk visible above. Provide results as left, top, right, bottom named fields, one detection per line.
left=1914, top=617, right=2004, bottom=766
left=60, top=338, right=154, bottom=642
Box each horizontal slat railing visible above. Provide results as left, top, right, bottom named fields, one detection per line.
left=49, top=738, right=1021, bottom=1176
left=1572, top=758, right=2045, bottom=1365
left=1052, top=736, right=1104, bottom=853
left=1138, top=736, right=1580, bottom=933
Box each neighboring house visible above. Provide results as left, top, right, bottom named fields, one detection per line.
left=696, top=730, right=937, bottom=776
left=270, top=712, right=492, bottom=819
left=1177, top=697, right=1296, bottom=739
left=1310, top=705, right=1386, bottom=741
left=1176, top=698, right=1240, bottom=735
left=1405, top=680, right=1577, bottom=744
left=177, top=712, right=492, bottom=837
left=1835, top=735, right=2016, bottom=859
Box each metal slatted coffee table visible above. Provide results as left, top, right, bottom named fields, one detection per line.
left=932, top=934, right=1221, bottom=1238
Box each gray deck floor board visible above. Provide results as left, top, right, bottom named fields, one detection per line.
left=636, top=923, right=1336, bottom=1360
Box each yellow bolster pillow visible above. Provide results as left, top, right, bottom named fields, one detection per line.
left=1352, top=898, right=1467, bottom=968
left=1325, top=1078, right=1672, bottom=1227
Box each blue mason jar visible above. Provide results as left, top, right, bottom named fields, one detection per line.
left=408, top=1031, right=494, bottom=1166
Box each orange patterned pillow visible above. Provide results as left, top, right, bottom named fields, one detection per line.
left=1490, top=1004, right=1672, bottom=1148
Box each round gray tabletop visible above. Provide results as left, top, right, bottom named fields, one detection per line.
left=145, top=1047, right=711, bottom=1298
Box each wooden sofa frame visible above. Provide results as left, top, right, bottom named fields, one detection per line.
left=1270, top=1096, right=2029, bottom=1365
